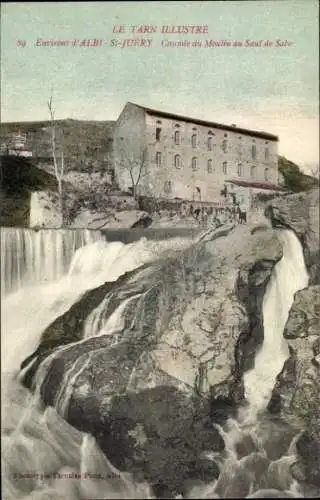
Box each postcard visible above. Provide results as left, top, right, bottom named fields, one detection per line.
left=1, top=1, right=319, bottom=499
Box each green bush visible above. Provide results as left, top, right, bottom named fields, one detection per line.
left=278, top=156, right=318, bottom=193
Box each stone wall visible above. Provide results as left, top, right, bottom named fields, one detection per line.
left=113, top=103, right=279, bottom=203
left=143, top=109, right=278, bottom=201
left=113, top=103, right=147, bottom=193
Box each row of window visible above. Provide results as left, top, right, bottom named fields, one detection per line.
left=155, top=128, right=269, bottom=160
left=155, top=152, right=270, bottom=180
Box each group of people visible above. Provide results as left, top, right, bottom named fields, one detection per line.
left=147, top=198, right=248, bottom=227
left=187, top=203, right=247, bottom=227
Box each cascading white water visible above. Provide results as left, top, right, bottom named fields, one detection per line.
left=193, top=230, right=310, bottom=499
left=1, top=226, right=313, bottom=499
left=243, top=230, right=309, bottom=420
left=2, top=228, right=193, bottom=500
left=0, top=227, right=103, bottom=296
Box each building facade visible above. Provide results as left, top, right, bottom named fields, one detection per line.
left=113, top=102, right=279, bottom=203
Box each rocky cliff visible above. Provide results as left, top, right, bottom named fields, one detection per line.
left=20, top=224, right=282, bottom=496
left=266, top=187, right=319, bottom=284
left=266, top=188, right=320, bottom=489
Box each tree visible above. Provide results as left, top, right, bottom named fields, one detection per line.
left=47, top=93, right=65, bottom=225
left=116, top=146, right=148, bottom=200
left=278, top=156, right=318, bottom=192
left=309, top=164, right=319, bottom=180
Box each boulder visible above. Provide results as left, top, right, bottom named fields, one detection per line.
left=21, top=224, right=282, bottom=495
left=295, top=412, right=320, bottom=488
left=267, top=286, right=320, bottom=488
left=268, top=286, right=320, bottom=423
left=131, top=214, right=153, bottom=229
left=70, top=209, right=152, bottom=230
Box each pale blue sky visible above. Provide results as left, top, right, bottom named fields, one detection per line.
left=1, top=1, right=319, bottom=170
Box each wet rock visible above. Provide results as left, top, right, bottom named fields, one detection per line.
left=66, top=385, right=224, bottom=497
left=210, top=396, right=238, bottom=425
left=20, top=268, right=143, bottom=389
left=295, top=412, right=320, bottom=487
left=215, top=463, right=253, bottom=498
left=256, top=418, right=298, bottom=461
left=284, top=285, right=320, bottom=340
left=268, top=286, right=320, bottom=425
left=266, top=283, right=320, bottom=489
left=290, top=460, right=307, bottom=483
left=236, top=435, right=260, bottom=459
left=240, top=452, right=270, bottom=490
left=131, top=214, right=153, bottom=228
left=20, top=224, right=283, bottom=493
left=266, top=456, right=296, bottom=491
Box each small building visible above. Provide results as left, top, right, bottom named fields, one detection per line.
left=224, top=179, right=287, bottom=212
left=113, top=102, right=279, bottom=203
left=1, top=131, right=33, bottom=157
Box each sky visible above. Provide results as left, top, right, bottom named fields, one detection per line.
left=1, top=1, right=319, bottom=172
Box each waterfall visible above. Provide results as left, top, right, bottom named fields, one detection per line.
left=197, top=229, right=310, bottom=499
left=1, top=227, right=103, bottom=297
left=1, top=226, right=313, bottom=499
left=243, top=230, right=309, bottom=420
left=2, top=228, right=194, bottom=500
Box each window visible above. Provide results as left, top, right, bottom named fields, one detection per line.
left=222, top=139, right=228, bottom=153
left=174, top=154, right=181, bottom=169
left=192, top=157, right=198, bottom=171
left=156, top=128, right=161, bottom=141
left=237, top=163, right=242, bottom=176
left=208, top=136, right=213, bottom=151
left=194, top=186, right=201, bottom=201
left=191, top=134, right=197, bottom=148
left=265, top=148, right=269, bottom=161
left=207, top=159, right=213, bottom=173
left=251, top=165, right=257, bottom=178
left=156, top=152, right=162, bottom=167
left=174, top=130, right=180, bottom=145
left=264, top=167, right=269, bottom=181
left=164, top=180, right=172, bottom=194
left=222, top=161, right=228, bottom=174
left=120, top=149, right=125, bottom=167
left=251, top=144, right=257, bottom=159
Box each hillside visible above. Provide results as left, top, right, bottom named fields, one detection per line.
left=278, top=156, right=319, bottom=193
left=0, top=119, right=115, bottom=173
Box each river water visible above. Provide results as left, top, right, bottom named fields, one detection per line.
left=1, top=227, right=316, bottom=499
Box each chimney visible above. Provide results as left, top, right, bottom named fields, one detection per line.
left=231, top=124, right=237, bottom=127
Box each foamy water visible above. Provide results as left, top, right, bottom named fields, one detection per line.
left=242, top=230, right=309, bottom=422
left=1, top=227, right=314, bottom=499
left=1, top=228, right=195, bottom=499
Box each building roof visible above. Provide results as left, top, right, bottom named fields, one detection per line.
left=128, top=102, right=279, bottom=141
left=225, top=179, right=287, bottom=191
